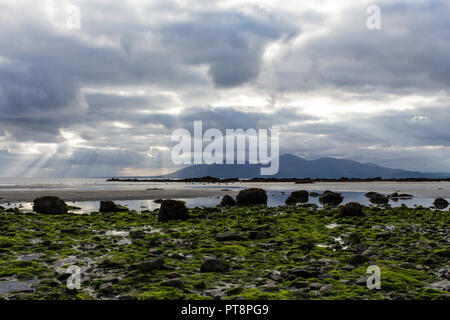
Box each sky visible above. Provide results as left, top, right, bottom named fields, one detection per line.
left=0, top=0, right=449, bottom=177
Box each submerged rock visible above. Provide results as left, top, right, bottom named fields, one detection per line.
left=433, top=198, right=449, bottom=209
left=236, top=188, right=268, bottom=206
left=319, top=191, right=343, bottom=206
left=99, top=201, right=127, bottom=213
left=200, top=259, right=230, bottom=273
left=369, top=194, right=389, bottom=205
left=338, top=202, right=364, bottom=217
left=33, top=196, right=68, bottom=215
left=365, top=192, right=390, bottom=204
left=219, top=195, right=237, bottom=206
left=158, top=200, right=189, bottom=222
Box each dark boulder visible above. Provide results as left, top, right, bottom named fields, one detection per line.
left=433, top=198, right=449, bottom=209
left=220, top=195, right=236, bottom=206
left=200, top=259, right=230, bottom=273
left=158, top=200, right=189, bottom=222
left=99, top=201, right=127, bottom=213
left=285, top=196, right=298, bottom=205
left=338, top=202, right=364, bottom=217
left=236, top=188, right=267, bottom=206
left=290, top=190, right=309, bottom=203
left=33, top=196, right=68, bottom=215
left=319, top=191, right=343, bottom=206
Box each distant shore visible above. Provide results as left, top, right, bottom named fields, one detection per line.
left=108, top=177, right=450, bottom=183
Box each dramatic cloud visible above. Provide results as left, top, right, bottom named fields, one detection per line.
left=0, top=0, right=449, bottom=176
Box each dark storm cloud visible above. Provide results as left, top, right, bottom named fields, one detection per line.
left=158, top=11, right=297, bottom=87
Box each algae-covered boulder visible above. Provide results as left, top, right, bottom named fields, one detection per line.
left=338, top=202, right=364, bottom=217
left=99, top=201, right=127, bottom=213
left=219, top=195, right=236, bottom=206
left=433, top=198, right=449, bottom=209
left=158, top=200, right=189, bottom=222
left=236, top=188, right=267, bottom=206
left=319, top=191, right=343, bottom=206
left=33, top=196, right=68, bottom=214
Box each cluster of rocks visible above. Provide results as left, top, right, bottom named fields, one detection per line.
left=364, top=192, right=389, bottom=204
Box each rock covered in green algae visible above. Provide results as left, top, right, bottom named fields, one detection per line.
left=32, top=196, right=68, bottom=215
left=158, top=200, right=189, bottom=222
left=236, top=188, right=267, bottom=206
left=338, top=202, right=364, bottom=217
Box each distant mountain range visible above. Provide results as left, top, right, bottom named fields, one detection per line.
left=156, top=154, right=450, bottom=179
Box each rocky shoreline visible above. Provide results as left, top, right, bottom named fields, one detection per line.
left=0, top=190, right=448, bottom=300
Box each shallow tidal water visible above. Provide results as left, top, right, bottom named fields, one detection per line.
left=1, top=189, right=441, bottom=214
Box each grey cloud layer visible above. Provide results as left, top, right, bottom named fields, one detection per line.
left=0, top=0, right=449, bottom=176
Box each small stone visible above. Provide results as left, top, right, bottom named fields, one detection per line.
left=260, top=283, right=279, bottom=292
left=161, top=278, right=184, bottom=289
left=215, top=232, right=247, bottom=241
left=319, top=284, right=334, bottom=293
left=99, top=282, right=114, bottom=295
left=348, top=254, right=369, bottom=266
left=290, top=281, right=308, bottom=289
left=131, top=258, right=165, bottom=272
left=308, top=282, right=323, bottom=290
left=200, top=259, right=230, bottom=273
